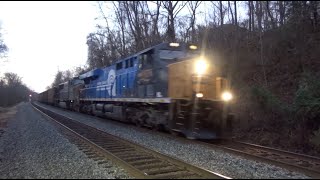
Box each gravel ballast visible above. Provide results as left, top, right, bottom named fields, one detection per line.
left=0, top=102, right=131, bottom=179
left=36, top=102, right=311, bottom=179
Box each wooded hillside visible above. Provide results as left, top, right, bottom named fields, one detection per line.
left=55, top=1, right=320, bottom=155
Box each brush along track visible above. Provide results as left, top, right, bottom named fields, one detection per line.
left=32, top=103, right=229, bottom=179
left=204, top=139, right=320, bottom=178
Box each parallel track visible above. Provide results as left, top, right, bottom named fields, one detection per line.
left=203, top=139, right=320, bottom=178
left=32, top=102, right=229, bottom=179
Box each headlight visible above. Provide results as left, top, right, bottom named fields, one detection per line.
left=169, top=43, right=179, bottom=47
left=222, top=91, right=233, bottom=101
left=189, top=45, right=197, bottom=50
left=195, top=59, right=208, bottom=75
left=196, top=93, right=203, bottom=98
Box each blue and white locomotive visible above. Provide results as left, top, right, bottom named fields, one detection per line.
left=40, top=42, right=234, bottom=139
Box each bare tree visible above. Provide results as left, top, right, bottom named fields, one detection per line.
left=62, top=70, right=73, bottom=82
left=228, top=1, right=234, bottom=24
left=112, top=1, right=127, bottom=57
left=310, top=1, right=319, bottom=29
left=219, top=1, right=224, bottom=26
left=266, top=1, right=276, bottom=29
left=73, top=65, right=88, bottom=77
left=123, top=1, right=145, bottom=51
left=210, top=1, right=228, bottom=27
left=147, top=1, right=161, bottom=45
left=51, top=70, right=75, bottom=88
left=139, top=2, right=151, bottom=47
left=0, top=73, right=31, bottom=106
left=278, top=1, right=284, bottom=26
left=248, top=1, right=255, bottom=31
left=161, top=1, right=187, bottom=42
left=0, top=24, right=8, bottom=60
left=187, top=1, right=202, bottom=42
left=263, top=1, right=270, bottom=30
left=255, top=1, right=263, bottom=32
left=86, top=33, right=109, bottom=69
left=97, top=1, right=117, bottom=54
left=234, top=1, right=237, bottom=26
left=207, top=3, right=218, bottom=26
left=51, top=71, right=64, bottom=87
left=3, top=73, right=22, bottom=87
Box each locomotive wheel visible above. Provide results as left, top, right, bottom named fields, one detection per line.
left=74, top=105, right=80, bottom=112
left=169, top=129, right=182, bottom=137
left=152, top=124, right=164, bottom=131
left=135, top=121, right=143, bottom=128
left=134, top=111, right=149, bottom=128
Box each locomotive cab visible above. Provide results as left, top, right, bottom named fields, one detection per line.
left=162, top=45, right=232, bottom=139
left=135, top=42, right=234, bottom=139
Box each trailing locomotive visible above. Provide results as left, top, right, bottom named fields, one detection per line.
left=38, top=42, right=234, bottom=139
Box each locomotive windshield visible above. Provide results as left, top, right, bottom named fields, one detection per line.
left=159, top=50, right=185, bottom=60
left=159, top=49, right=200, bottom=61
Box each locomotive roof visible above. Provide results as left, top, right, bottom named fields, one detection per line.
left=112, top=42, right=167, bottom=65
left=79, top=42, right=194, bottom=80
left=78, top=68, right=103, bottom=80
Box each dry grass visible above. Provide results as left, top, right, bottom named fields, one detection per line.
left=0, top=107, right=6, bottom=113
left=0, top=106, right=17, bottom=128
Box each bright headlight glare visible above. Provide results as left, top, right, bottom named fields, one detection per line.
left=189, top=45, right=197, bottom=50
left=222, top=92, right=233, bottom=101
left=196, top=93, right=203, bottom=98
left=169, top=43, right=179, bottom=47
left=195, top=59, right=208, bottom=75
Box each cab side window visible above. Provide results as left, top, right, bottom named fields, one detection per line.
left=116, top=62, right=123, bottom=70
left=130, top=59, right=134, bottom=67
left=125, top=60, right=129, bottom=68
left=139, top=49, right=154, bottom=69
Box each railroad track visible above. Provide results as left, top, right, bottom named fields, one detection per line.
left=31, top=102, right=229, bottom=179
left=203, top=139, right=320, bottom=178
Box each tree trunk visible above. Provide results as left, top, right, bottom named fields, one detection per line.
left=279, top=1, right=285, bottom=26
left=228, top=1, right=234, bottom=24
left=250, top=1, right=255, bottom=31
left=256, top=1, right=263, bottom=32
left=249, top=1, right=252, bottom=31
left=188, top=1, right=201, bottom=43
left=266, top=1, right=276, bottom=29
left=162, top=1, right=187, bottom=42
left=234, top=1, right=237, bottom=26
left=220, top=1, right=224, bottom=26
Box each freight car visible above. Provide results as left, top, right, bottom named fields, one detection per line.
left=38, top=90, right=48, bottom=104
left=39, top=42, right=234, bottom=139
left=38, top=87, right=57, bottom=105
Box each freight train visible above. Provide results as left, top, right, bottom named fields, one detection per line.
left=38, top=42, right=234, bottom=139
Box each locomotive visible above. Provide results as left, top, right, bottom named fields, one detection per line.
left=38, top=42, right=234, bottom=139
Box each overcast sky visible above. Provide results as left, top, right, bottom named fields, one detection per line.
left=0, top=1, right=98, bottom=93
left=0, top=1, right=247, bottom=93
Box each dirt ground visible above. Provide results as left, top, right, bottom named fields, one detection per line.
left=0, top=105, right=17, bottom=130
